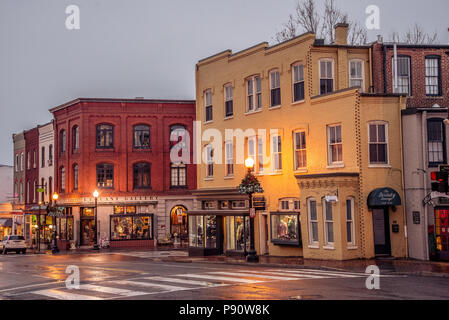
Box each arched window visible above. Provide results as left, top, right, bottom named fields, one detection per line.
left=72, top=126, right=79, bottom=151
left=60, top=167, right=66, bottom=193
left=133, top=125, right=150, bottom=149
left=73, top=164, right=79, bottom=190
left=346, top=197, right=356, bottom=247
left=96, top=124, right=114, bottom=148
left=60, top=130, right=66, bottom=154
left=133, top=163, right=151, bottom=189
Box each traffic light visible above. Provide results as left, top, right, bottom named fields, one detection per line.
left=431, top=171, right=449, bottom=193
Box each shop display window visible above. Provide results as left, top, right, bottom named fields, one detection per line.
left=113, top=206, right=136, bottom=214
left=271, top=213, right=301, bottom=246
left=110, top=214, right=152, bottom=240
left=205, top=215, right=217, bottom=248
left=189, top=216, right=204, bottom=247
left=225, top=216, right=250, bottom=251
left=82, top=208, right=95, bottom=217
left=56, top=216, right=74, bottom=241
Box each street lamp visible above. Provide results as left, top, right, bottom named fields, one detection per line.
left=238, top=157, right=263, bottom=263
left=93, top=190, right=99, bottom=250
left=51, top=193, right=59, bottom=253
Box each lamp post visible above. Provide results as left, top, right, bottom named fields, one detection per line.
left=93, top=190, right=99, bottom=250
left=239, top=158, right=263, bottom=263
left=51, top=193, right=59, bottom=254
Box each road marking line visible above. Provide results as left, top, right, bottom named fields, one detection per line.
left=32, top=289, right=103, bottom=300
left=208, top=271, right=300, bottom=281
left=107, top=280, right=188, bottom=292
left=0, top=281, right=63, bottom=293
left=177, top=274, right=263, bottom=284
left=79, top=284, right=148, bottom=297
left=144, top=276, right=226, bottom=287
left=235, top=270, right=329, bottom=279
left=270, top=269, right=363, bottom=278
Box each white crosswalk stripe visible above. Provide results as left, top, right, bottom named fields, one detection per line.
left=25, top=268, right=371, bottom=300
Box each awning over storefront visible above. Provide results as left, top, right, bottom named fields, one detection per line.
left=0, top=218, right=12, bottom=227
left=368, top=187, right=402, bottom=207
left=47, top=207, right=66, bottom=217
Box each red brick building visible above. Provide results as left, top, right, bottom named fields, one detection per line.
left=50, top=98, right=196, bottom=249
left=24, top=128, right=39, bottom=208
left=372, top=42, right=449, bottom=108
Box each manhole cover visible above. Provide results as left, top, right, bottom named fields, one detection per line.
left=290, top=295, right=323, bottom=300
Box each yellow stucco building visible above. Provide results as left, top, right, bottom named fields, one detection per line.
left=190, top=24, right=407, bottom=260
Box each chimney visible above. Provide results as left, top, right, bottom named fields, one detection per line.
left=377, top=35, right=383, bottom=43
left=334, top=23, right=349, bottom=45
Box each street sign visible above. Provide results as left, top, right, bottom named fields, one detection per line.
left=250, top=208, right=256, bottom=218
left=37, top=188, right=45, bottom=193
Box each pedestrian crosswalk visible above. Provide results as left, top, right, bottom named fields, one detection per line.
left=22, top=268, right=370, bottom=300
left=111, top=251, right=189, bottom=259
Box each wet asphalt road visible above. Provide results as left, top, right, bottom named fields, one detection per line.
left=0, top=251, right=448, bottom=300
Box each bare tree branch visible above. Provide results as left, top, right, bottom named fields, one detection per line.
left=294, top=0, right=320, bottom=34
left=347, top=20, right=368, bottom=45
left=322, top=0, right=345, bottom=43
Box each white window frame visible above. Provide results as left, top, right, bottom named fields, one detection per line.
left=204, top=89, right=213, bottom=123
left=33, top=180, right=36, bottom=203
left=349, top=59, right=364, bottom=92
left=392, top=56, right=411, bottom=95
left=33, top=150, right=36, bottom=169
left=319, top=59, right=334, bottom=94
left=368, top=121, right=389, bottom=166
left=257, top=137, right=264, bottom=174
left=271, top=134, right=282, bottom=173
left=425, top=57, right=440, bottom=96
left=307, top=198, right=319, bottom=247
left=346, top=197, right=356, bottom=247
left=225, top=141, right=234, bottom=177
left=269, top=70, right=281, bottom=108
left=292, top=63, right=305, bottom=103
left=327, top=124, right=343, bottom=166
left=323, top=199, right=334, bottom=248
left=20, top=153, right=24, bottom=171
left=15, top=154, right=18, bottom=172
left=248, top=136, right=256, bottom=171
left=27, top=152, right=30, bottom=170
left=246, top=75, right=262, bottom=113
left=206, top=145, right=213, bottom=178
left=293, top=130, right=307, bottom=171
left=224, top=84, right=233, bottom=118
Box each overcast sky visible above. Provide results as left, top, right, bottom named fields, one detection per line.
left=1, top=0, right=448, bottom=165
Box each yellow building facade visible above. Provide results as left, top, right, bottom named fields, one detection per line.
left=191, top=25, right=407, bottom=260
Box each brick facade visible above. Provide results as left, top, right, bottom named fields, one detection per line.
left=372, top=42, right=449, bottom=108
left=24, top=127, right=39, bottom=209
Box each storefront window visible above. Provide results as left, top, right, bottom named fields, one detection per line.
left=57, top=216, right=74, bottom=240
left=205, top=216, right=217, bottom=248
left=225, top=216, right=250, bottom=251
left=113, top=206, right=136, bottom=214
left=82, top=208, right=95, bottom=217
left=271, top=213, right=301, bottom=246
left=189, top=216, right=204, bottom=247
left=110, top=214, right=153, bottom=240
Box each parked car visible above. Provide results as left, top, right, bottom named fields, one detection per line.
left=2, top=235, right=27, bottom=254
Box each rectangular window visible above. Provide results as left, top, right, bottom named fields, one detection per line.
left=133, top=125, right=151, bottom=149
left=72, top=126, right=79, bottom=151
left=247, top=76, right=262, bottom=112
left=27, top=152, right=30, bottom=170
left=324, top=200, right=334, bottom=246
left=110, top=215, right=153, bottom=240
left=248, top=137, right=256, bottom=172
left=206, top=145, right=213, bottom=178
left=346, top=198, right=355, bottom=246
left=308, top=199, right=318, bottom=245
left=33, top=150, right=36, bottom=169
left=96, top=124, right=114, bottom=148
left=294, top=131, right=307, bottom=170
left=320, top=60, right=334, bottom=94
left=271, top=135, right=282, bottom=172
left=293, top=64, right=305, bottom=102
left=224, top=85, right=233, bottom=118
left=393, top=56, right=411, bottom=95
left=428, top=119, right=445, bottom=166
left=225, top=216, right=250, bottom=251
left=369, top=123, right=388, bottom=164
left=327, top=125, right=343, bottom=165
left=15, top=154, right=18, bottom=172
left=426, top=57, right=441, bottom=96
left=20, top=153, right=24, bottom=171
left=171, top=163, right=187, bottom=187
left=257, top=137, right=264, bottom=174
left=189, top=215, right=204, bottom=247
left=60, top=130, right=66, bottom=154
left=41, top=147, right=45, bottom=168
left=48, top=146, right=52, bottom=166
left=349, top=60, right=364, bottom=92
left=205, top=90, right=213, bottom=122
left=271, top=213, right=301, bottom=246
left=270, top=71, right=281, bottom=107
left=133, top=163, right=151, bottom=189
left=225, top=141, right=234, bottom=176
left=96, top=164, right=114, bottom=188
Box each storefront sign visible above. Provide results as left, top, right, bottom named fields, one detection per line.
left=368, top=188, right=402, bottom=207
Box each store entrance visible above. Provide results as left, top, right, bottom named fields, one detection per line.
left=372, top=208, right=391, bottom=255
left=80, top=219, right=95, bottom=246
left=435, top=208, right=449, bottom=260
left=170, top=205, right=188, bottom=243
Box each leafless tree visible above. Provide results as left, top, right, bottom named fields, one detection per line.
left=273, top=0, right=367, bottom=45
left=388, top=24, right=439, bottom=44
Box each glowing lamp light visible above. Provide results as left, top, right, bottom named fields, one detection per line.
left=245, top=158, right=255, bottom=169
left=93, top=190, right=99, bottom=198
left=52, top=193, right=59, bottom=201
